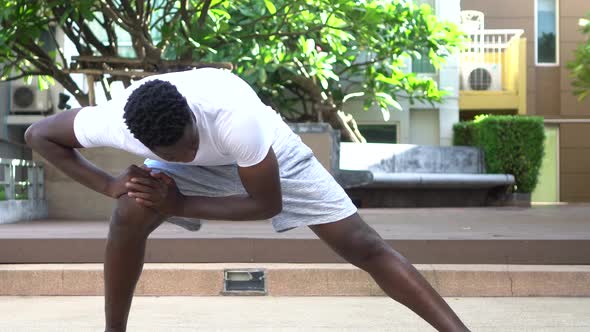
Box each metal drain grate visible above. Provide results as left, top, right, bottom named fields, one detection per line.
left=223, top=269, right=266, bottom=295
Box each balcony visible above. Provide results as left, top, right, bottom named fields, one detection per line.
left=459, top=29, right=527, bottom=115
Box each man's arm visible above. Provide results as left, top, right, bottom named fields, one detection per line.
left=25, top=109, right=146, bottom=198
left=183, top=147, right=282, bottom=220
left=129, top=148, right=282, bottom=220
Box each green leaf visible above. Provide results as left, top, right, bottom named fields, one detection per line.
left=37, top=76, right=48, bottom=90
left=299, top=37, right=315, bottom=56
left=380, top=107, right=391, bottom=122
left=264, top=0, right=276, bottom=14
left=376, top=92, right=403, bottom=111
left=343, top=92, right=365, bottom=103
left=258, top=67, right=267, bottom=83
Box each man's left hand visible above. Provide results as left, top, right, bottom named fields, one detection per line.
left=126, top=171, right=184, bottom=216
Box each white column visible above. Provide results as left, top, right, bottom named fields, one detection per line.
left=435, top=0, right=461, bottom=146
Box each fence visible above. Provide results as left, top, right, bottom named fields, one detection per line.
left=0, top=158, right=44, bottom=201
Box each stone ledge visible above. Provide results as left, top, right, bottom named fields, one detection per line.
left=1, top=264, right=589, bottom=297
left=0, top=200, right=48, bottom=224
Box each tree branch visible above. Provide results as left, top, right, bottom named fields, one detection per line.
left=13, top=43, right=88, bottom=106
left=101, top=0, right=135, bottom=32
left=151, top=0, right=176, bottom=29
left=50, top=6, right=91, bottom=55
left=198, top=0, right=212, bottom=28
left=137, top=0, right=144, bottom=24
left=286, top=84, right=310, bottom=116
left=336, top=55, right=390, bottom=76
left=237, top=25, right=326, bottom=42
left=96, top=11, right=118, bottom=54
left=238, top=1, right=294, bottom=28
left=143, top=0, right=153, bottom=27
left=47, top=25, right=67, bottom=66
left=119, top=0, right=137, bottom=22
left=104, top=0, right=161, bottom=62
left=2, top=72, right=46, bottom=82
left=177, top=0, right=195, bottom=60
left=17, top=41, right=55, bottom=70
left=77, top=17, right=113, bottom=55
left=99, top=75, right=112, bottom=100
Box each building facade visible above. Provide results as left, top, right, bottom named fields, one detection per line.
left=461, top=0, right=590, bottom=202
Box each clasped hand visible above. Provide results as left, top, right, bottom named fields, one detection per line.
left=109, top=165, right=184, bottom=216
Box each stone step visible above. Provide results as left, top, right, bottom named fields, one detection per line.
left=1, top=264, right=589, bottom=297
left=2, top=205, right=590, bottom=265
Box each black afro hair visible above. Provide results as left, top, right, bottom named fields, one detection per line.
left=123, top=79, right=191, bottom=148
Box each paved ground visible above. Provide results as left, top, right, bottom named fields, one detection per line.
left=0, top=296, right=589, bottom=331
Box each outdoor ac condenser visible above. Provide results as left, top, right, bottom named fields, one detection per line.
left=461, top=63, right=502, bottom=91
left=10, top=78, right=52, bottom=114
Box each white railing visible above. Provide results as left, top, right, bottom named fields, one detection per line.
left=0, top=158, right=44, bottom=200
left=462, top=29, right=524, bottom=63
left=460, top=29, right=524, bottom=92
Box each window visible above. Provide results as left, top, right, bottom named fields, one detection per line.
left=536, top=0, right=559, bottom=65
left=412, top=52, right=436, bottom=74
left=357, top=125, right=398, bottom=144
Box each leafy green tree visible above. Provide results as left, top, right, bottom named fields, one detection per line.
left=568, top=14, right=590, bottom=101
left=0, top=0, right=463, bottom=140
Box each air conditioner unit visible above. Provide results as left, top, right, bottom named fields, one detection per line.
left=461, top=63, right=502, bottom=91
left=10, top=78, right=52, bottom=114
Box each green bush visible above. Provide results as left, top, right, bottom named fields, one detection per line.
left=452, top=122, right=476, bottom=146
left=453, top=115, right=545, bottom=193
left=0, top=186, right=5, bottom=200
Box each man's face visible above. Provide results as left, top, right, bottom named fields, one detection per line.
left=152, top=113, right=199, bottom=163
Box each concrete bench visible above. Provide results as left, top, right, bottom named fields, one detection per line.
left=335, top=143, right=515, bottom=207
left=337, top=171, right=515, bottom=189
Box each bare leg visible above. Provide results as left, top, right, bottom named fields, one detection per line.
left=104, top=195, right=165, bottom=332
left=309, top=213, right=469, bottom=332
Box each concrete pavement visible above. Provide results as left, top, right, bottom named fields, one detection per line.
left=0, top=296, right=589, bottom=331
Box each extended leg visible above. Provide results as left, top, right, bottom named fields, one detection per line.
left=104, top=195, right=166, bottom=332
left=309, top=213, right=469, bottom=332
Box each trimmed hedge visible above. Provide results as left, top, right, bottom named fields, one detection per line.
left=453, top=115, right=545, bottom=193
left=452, top=122, right=475, bottom=146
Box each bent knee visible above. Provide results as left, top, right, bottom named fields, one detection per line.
left=111, top=194, right=164, bottom=234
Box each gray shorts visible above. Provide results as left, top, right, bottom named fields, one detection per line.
left=144, top=132, right=357, bottom=232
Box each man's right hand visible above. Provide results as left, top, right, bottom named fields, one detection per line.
left=107, top=165, right=152, bottom=198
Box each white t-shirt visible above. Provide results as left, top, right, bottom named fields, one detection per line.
left=73, top=68, right=289, bottom=167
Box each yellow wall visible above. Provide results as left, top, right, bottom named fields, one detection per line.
left=459, top=37, right=527, bottom=113
left=460, top=37, right=521, bottom=92
left=532, top=125, right=559, bottom=203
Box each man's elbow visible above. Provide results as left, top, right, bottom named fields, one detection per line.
left=262, top=201, right=283, bottom=219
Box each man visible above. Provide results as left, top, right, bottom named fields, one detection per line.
left=25, top=68, right=469, bottom=332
